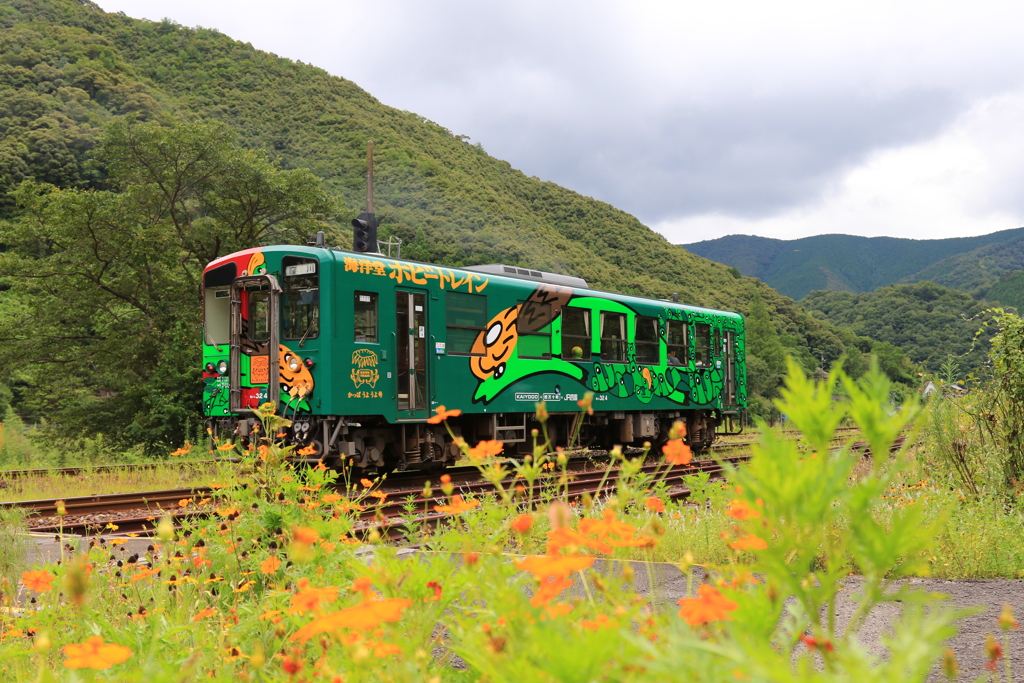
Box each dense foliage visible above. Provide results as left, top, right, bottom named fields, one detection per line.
left=0, top=369, right=975, bottom=681
left=802, top=282, right=991, bottom=375
left=0, top=0, right=903, bottom=447
left=0, top=120, right=333, bottom=448
left=683, top=230, right=1024, bottom=300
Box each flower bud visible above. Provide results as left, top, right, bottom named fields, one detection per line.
left=941, top=649, right=958, bottom=680
left=547, top=501, right=571, bottom=530
left=157, top=515, right=175, bottom=542
left=999, top=605, right=1020, bottom=630
left=33, top=631, right=51, bottom=653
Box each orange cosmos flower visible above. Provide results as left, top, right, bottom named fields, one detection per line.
left=193, top=608, right=217, bottom=621
left=427, top=405, right=462, bottom=424
left=260, top=556, right=281, bottom=574
left=725, top=499, right=761, bottom=520
left=217, top=442, right=236, bottom=451
left=336, top=500, right=366, bottom=513
left=216, top=506, right=239, bottom=518
left=293, top=526, right=319, bottom=544
left=129, top=567, right=160, bottom=583
left=62, top=636, right=132, bottom=670
left=21, top=570, right=55, bottom=593
left=729, top=534, right=768, bottom=551
left=360, top=478, right=373, bottom=488
left=546, top=526, right=612, bottom=555
left=511, top=513, right=534, bottom=533
left=605, top=535, right=657, bottom=549
left=434, top=495, right=480, bottom=514
left=515, top=554, right=594, bottom=580
left=290, top=597, right=413, bottom=643
left=289, top=579, right=339, bottom=613
left=322, top=494, right=342, bottom=503
left=577, top=393, right=594, bottom=415
left=580, top=614, right=619, bottom=630
left=663, top=439, right=692, bottom=466
left=530, top=576, right=574, bottom=607
left=677, top=584, right=739, bottom=625
left=468, top=439, right=504, bottom=461
left=578, top=508, right=638, bottom=541
left=645, top=497, right=666, bottom=513
left=297, top=444, right=318, bottom=456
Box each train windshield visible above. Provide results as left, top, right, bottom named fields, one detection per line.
left=282, top=257, right=319, bottom=342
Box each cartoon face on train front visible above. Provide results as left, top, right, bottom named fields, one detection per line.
left=279, top=344, right=314, bottom=399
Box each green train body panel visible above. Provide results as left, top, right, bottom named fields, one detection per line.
left=202, top=246, right=746, bottom=424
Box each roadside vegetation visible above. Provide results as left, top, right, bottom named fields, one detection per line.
left=1, top=364, right=1012, bottom=681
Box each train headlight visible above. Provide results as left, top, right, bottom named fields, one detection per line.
left=217, top=360, right=229, bottom=374
left=205, top=362, right=215, bottom=373
left=288, top=356, right=301, bottom=372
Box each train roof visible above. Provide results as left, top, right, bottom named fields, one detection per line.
left=205, top=245, right=744, bottom=323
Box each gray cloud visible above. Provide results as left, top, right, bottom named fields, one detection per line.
left=95, top=0, right=1024, bottom=238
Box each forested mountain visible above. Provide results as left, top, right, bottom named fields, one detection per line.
left=802, top=282, right=992, bottom=374
left=682, top=230, right=1024, bottom=300
left=0, top=0, right=910, bottom=446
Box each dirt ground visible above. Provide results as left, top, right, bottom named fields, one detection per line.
left=25, top=538, right=1023, bottom=681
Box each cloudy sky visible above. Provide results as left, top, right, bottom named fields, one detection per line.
left=96, top=0, right=1024, bottom=244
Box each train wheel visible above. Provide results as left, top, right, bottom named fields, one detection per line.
left=423, top=443, right=447, bottom=474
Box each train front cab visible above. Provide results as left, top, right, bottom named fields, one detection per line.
left=203, top=249, right=327, bottom=454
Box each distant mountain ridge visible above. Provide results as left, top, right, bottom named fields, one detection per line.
left=682, top=229, right=1024, bottom=300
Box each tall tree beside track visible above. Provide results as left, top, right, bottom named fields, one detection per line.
left=0, top=119, right=334, bottom=450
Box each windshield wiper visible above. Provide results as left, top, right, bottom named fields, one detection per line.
left=298, top=316, right=318, bottom=348
left=204, top=328, right=223, bottom=353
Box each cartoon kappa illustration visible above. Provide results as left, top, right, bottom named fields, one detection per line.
left=468, top=286, right=741, bottom=407
left=470, top=285, right=584, bottom=402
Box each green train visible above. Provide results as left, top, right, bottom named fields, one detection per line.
left=201, top=244, right=746, bottom=471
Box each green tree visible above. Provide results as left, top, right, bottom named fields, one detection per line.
left=0, top=119, right=335, bottom=451
left=746, top=290, right=786, bottom=397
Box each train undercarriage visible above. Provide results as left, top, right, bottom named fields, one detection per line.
left=207, top=408, right=743, bottom=473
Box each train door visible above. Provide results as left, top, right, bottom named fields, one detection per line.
left=395, top=289, right=429, bottom=419
left=229, top=274, right=281, bottom=415
left=724, top=330, right=736, bottom=405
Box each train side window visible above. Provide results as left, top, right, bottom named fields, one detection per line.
left=561, top=307, right=591, bottom=361
left=635, top=315, right=660, bottom=365
left=354, top=292, right=378, bottom=343
left=517, top=300, right=552, bottom=359
left=666, top=320, right=687, bottom=366
left=694, top=323, right=712, bottom=367
left=281, top=257, right=319, bottom=341
left=600, top=312, right=627, bottom=362
left=447, top=291, right=487, bottom=355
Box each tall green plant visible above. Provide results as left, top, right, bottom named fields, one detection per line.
left=979, top=309, right=1024, bottom=489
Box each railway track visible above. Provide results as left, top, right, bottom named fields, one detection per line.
left=0, top=458, right=238, bottom=479
left=9, top=430, right=909, bottom=538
